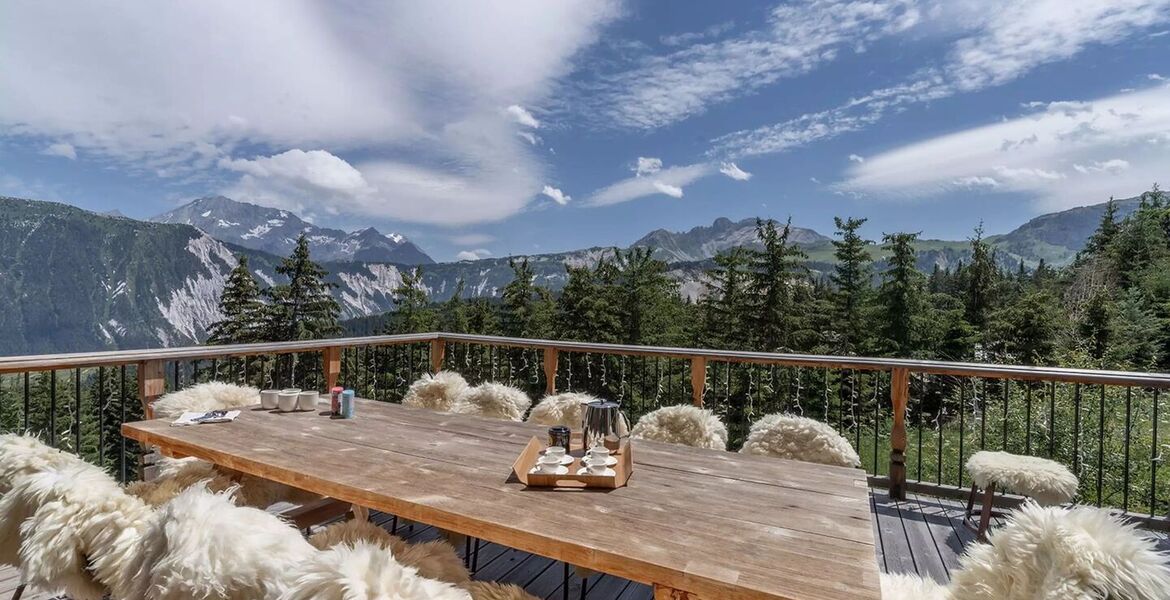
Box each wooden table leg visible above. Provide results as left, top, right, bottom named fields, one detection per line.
left=653, top=584, right=701, bottom=600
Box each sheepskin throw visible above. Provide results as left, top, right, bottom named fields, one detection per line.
left=965, top=451, right=1078, bottom=505
left=879, top=573, right=946, bottom=600
left=739, top=413, right=861, bottom=468
left=630, top=405, right=728, bottom=450
left=279, top=542, right=472, bottom=600
left=403, top=371, right=470, bottom=412
left=150, top=381, right=260, bottom=419
left=135, top=483, right=317, bottom=600
left=0, top=433, right=87, bottom=493
left=950, top=502, right=1170, bottom=600
left=463, top=581, right=541, bottom=600
left=310, top=520, right=470, bottom=585
left=527, top=392, right=599, bottom=428
left=451, top=383, right=532, bottom=421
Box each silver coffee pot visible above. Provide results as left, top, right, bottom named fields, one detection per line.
left=582, top=400, right=630, bottom=451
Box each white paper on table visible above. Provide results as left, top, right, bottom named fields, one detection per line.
left=171, top=410, right=241, bottom=427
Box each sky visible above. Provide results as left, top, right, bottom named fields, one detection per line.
left=1, top=1, right=1169, bottom=262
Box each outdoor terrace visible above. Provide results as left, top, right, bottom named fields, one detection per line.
left=0, top=332, right=1168, bottom=598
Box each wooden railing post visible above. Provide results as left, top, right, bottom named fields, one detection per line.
left=543, top=347, right=559, bottom=395
left=690, top=357, right=707, bottom=407
left=889, top=367, right=910, bottom=500
left=323, top=346, right=341, bottom=391
left=429, top=339, right=446, bottom=374
left=137, top=359, right=166, bottom=419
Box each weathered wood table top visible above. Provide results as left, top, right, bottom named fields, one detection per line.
left=123, top=399, right=880, bottom=600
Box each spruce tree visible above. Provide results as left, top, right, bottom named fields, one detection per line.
left=965, top=223, right=997, bottom=331
left=612, top=247, right=680, bottom=345
left=829, top=217, right=873, bottom=355
left=466, top=298, right=500, bottom=335
left=207, top=255, right=264, bottom=344
left=877, top=232, right=925, bottom=357
left=501, top=258, right=537, bottom=337
left=439, top=279, right=469, bottom=333
left=701, top=248, right=752, bottom=349
left=1078, top=291, right=1111, bottom=361
left=556, top=264, right=617, bottom=342
left=988, top=290, right=1059, bottom=365
left=1083, top=198, right=1120, bottom=258
left=747, top=218, right=809, bottom=352
left=388, top=266, right=435, bottom=334
left=264, top=235, right=341, bottom=341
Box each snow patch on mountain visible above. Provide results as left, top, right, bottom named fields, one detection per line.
left=157, top=235, right=235, bottom=341
left=337, top=263, right=411, bottom=318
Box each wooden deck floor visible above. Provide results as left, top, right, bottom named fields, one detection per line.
left=3, top=490, right=1167, bottom=599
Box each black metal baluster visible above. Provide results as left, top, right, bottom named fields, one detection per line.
left=373, top=344, right=380, bottom=401
left=1123, top=386, right=1132, bottom=513
left=853, top=370, right=861, bottom=452
left=1048, top=382, right=1057, bottom=458
left=74, top=368, right=81, bottom=453
left=1152, top=389, right=1160, bottom=517
left=936, top=376, right=944, bottom=485
left=172, top=361, right=180, bottom=391
left=1025, top=383, right=1032, bottom=455
left=979, top=378, right=987, bottom=450
left=49, top=370, right=57, bottom=447
left=1001, top=379, right=1009, bottom=451
left=212, top=358, right=219, bottom=381
left=22, top=372, right=29, bottom=432
left=958, top=380, right=966, bottom=488
left=872, top=371, right=880, bottom=474
left=1097, top=385, right=1105, bottom=506
left=120, top=365, right=127, bottom=483
left=1073, top=384, right=1082, bottom=474
left=916, top=374, right=923, bottom=482
left=98, top=367, right=106, bottom=467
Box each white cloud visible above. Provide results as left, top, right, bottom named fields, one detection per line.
left=456, top=249, right=492, bottom=261
left=41, top=142, right=76, bottom=160
left=586, top=0, right=922, bottom=129
left=660, top=21, right=735, bottom=46
left=587, top=163, right=712, bottom=206
left=710, top=0, right=1170, bottom=159
left=0, top=0, right=621, bottom=225
left=838, top=85, right=1170, bottom=210
left=634, top=157, right=663, bottom=176
left=1150, top=73, right=1168, bottom=81
left=848, top=153, right=865, bottom=163
left=718, top=162, right=752, bottom=181
left=506, top=105, right=541, bottom=128
left=449, top=232, right=495, bottom=245
left=517, top=131, right=541, bottom=145
left=652, top=181, right=684, bottom=198
left=541, top=185, right=571, bottom=205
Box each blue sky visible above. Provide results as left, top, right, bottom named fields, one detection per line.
left=2, top=1, right=1169, bottom=261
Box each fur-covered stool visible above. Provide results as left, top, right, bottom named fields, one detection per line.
left=964, top=450, right=1078, bottom=541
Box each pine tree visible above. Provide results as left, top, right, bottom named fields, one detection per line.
left=877, top=232, right=925, bottom=357
left=965, top=223, right=997, bottom=331
left=207, top=255, right=264, bottom=344
left=988, top=290, right=1059, bottom=365
left=829, top=217, right=873, bottom=355
left=1106, top=288, right=1162, bottom=369
left=264, top=235, right=341, bottom=341
left=501, top=258, right=537, bottom=337
left=611, top=247, right=681, bottom=345
left=1083, top=198, right=1120, bottom=257
left=700, top=248, right=752, bottom=349
left=1078, top=291, right=1111, bottom=361
left=747, top=218, right=809, bottom=352
left=466, top=298, right=500, bottom=335
left=388, top=266, right=436, bottom=334
left=439, top=279, right=469, bottom=333
left=556, top=264, right=617, bottom=342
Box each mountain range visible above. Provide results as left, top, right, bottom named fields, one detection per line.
left=152, top=196, right=434, bottom=265
left=0, top=193, right=1133, bottom=355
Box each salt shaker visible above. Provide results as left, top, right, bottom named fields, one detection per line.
left=341, top=389, right=355, bottom=419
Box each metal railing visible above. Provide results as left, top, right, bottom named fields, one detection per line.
left=1, top=332, right=1167, bottom=526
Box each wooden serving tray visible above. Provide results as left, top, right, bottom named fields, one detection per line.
left=512, top=435, right=633, bottom=489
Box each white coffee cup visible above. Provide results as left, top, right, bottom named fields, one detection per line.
left=584, top=456, right=609, bottom=475
left=298, top=391, right=319, bottom=411
left=277, top=389, right=300, bottom=412
left=260, top=390, right=280, bottom=410
left=586, top=446, right=610, bottom=461
left=536, top=455, right=563, bottom=474
left=544, top=446, right=566, bottom=460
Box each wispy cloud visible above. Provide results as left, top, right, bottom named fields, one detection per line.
left=837, top=85, right=1170, bottom=210
left=583, top=0, right=921, bottom=130
left=541, top=185, right=571, bottom=205
left=456, top=248, right=492, bottom=261
left=659, top=20, right=735, bottom=46
left=506, top=105, right=541, bottom=128
left=710, top=0, right=1170, bottom=159
left=718, top=162, right=752, bottom=181
left=586, top=163, right=713, bottom=206
left=848, top=154, right=865, bottom=163
left=41, top=142, right=76, bottom=160
left=633, top=157, right=662, bottom=176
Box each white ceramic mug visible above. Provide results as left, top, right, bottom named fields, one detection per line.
left=584, top=456, right=609, bottom=475
left=298, top=391, right=319, bottom=411
left=586, top=446, right=610, bottom=461
left=536, top=455, right=563, bottom=474
left=260, top=390, right=280, bottom=410
left=277, top=389, right=300, bottom=412
left=545, top=446, right=566, bottom=460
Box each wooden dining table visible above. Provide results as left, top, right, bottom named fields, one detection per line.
left=122, top=398, right=882, bottom=600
